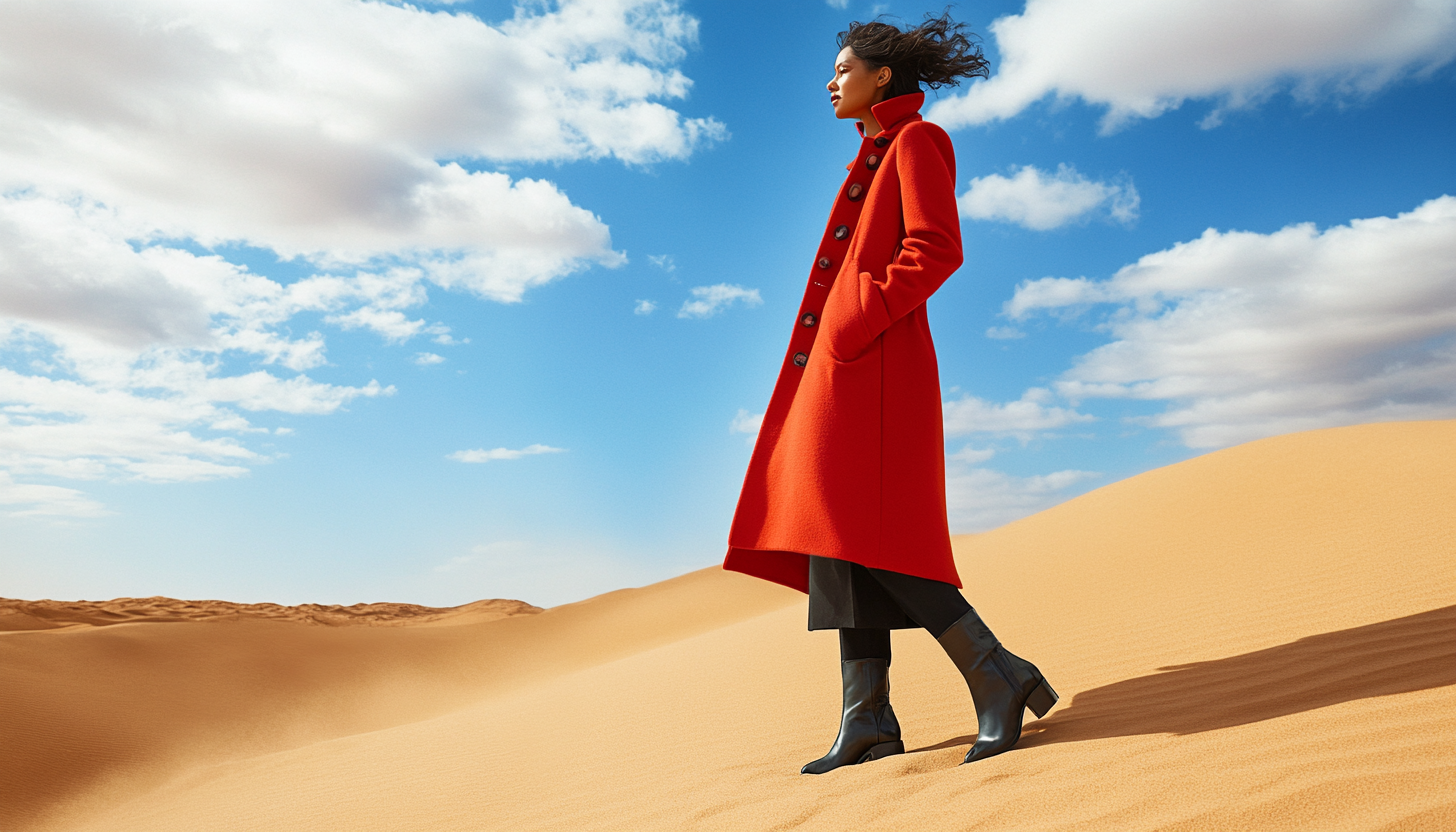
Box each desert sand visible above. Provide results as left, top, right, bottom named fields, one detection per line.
left=3, top=419, right=1454, bottom=831
left=0, top=596, right=543, bottom=631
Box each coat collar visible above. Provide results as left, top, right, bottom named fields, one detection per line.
left=857, top=92, right=925, bottom=139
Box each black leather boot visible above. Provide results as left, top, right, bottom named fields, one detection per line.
left=937, top=608, right=1058, bottom=764
left=800, top=658, right=905, bottom=774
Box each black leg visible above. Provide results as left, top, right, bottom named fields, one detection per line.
left=865, top=567, right=971, bottom=637
left=839, top=627, right=892, bottom=662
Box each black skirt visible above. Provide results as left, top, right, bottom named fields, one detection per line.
left=807, top=556, right=917, bottom=630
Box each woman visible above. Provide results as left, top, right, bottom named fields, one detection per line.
left=723, top=14, right=1057, bottom=775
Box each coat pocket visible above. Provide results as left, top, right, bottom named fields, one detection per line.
left=823, top=271, right=876, bottom=363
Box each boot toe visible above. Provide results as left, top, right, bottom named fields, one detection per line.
left=960, top=738, right=1014, bottom=765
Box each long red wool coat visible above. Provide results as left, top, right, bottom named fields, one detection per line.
left=724, top=93, right=963, bottom=593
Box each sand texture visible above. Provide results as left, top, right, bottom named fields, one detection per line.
left=0, top=597, right=543, bottom=632
left=3, top=420, right=1454, bottom=831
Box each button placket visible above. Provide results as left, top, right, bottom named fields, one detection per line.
left=797, top=132, right=894, bottom=365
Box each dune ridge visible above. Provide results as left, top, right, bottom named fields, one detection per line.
left=4, top=420, right=1454, bottom=830
left=0, top=596, right=543, bottom=632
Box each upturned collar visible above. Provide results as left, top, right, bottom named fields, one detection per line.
left=857, top=92, right=925, bottom=139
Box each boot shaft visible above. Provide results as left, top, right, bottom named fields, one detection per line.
left=839, top=658, right=901, bottom=740
left=936, top=608, right=1041, bottom=694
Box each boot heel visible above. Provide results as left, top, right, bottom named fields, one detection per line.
left=858, top=740, right=905, bottom=763
left=1025, top=679, right=1058, bottom=719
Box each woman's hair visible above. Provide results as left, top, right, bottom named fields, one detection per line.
left=837, top=10, right=990, bottom=100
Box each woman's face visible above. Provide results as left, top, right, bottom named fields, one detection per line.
left=827, top=47, right=889, bottom=121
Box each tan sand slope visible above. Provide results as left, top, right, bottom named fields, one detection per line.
left=0, top=567, right=802, bottom=830
left=4, top=420, right=1455, bottom=831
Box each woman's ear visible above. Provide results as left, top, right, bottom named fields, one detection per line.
left=877, top=67, right=892, bottom=89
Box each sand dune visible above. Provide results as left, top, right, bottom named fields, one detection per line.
left=4, top=420, right=1454, bottom=830
left=0, top=567, right=800, bottom=829
left=0, top=597, right=543, bottom=631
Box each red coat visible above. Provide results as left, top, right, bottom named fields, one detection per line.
left=724, top=93, right=963, bottom=593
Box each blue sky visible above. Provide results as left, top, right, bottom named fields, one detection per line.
left=2, top=0, right=1454, bottom=607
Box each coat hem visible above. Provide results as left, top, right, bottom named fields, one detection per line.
left=723, top=546, right=810, bottom=593
left=724, top=545, right=962, bottom=593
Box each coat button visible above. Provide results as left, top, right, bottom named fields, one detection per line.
left=833, top=224, right=849, bottom=240
left=793, top=352, right=809, bottom=367
left=866, top=154, right=880, bottom=170
left=874, top=136, right=889, bottom=148
left=801, top=312, right=817, bottom=327
left=846, top=183, right=863, bottom=202
left=817, top=256, right=831, bottom=269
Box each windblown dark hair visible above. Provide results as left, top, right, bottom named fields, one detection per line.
left=837, top=10, right=990, bottom=100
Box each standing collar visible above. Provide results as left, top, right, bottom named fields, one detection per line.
left=857, top=92, right=925, bottom=138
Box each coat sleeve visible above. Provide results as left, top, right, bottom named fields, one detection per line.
left=857, top=122, right=963, bottom=341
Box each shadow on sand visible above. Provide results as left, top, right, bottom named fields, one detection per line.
left=911, top=604, right=1456, bottom=754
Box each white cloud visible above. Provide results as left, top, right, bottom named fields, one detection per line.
left=949, top=445, right=997, bottom=464
left=414, top=352, right=446, bottom=366
left=0, top=194, right=394, bottom=491
left=960, top=165, right=1138, bottom=230
left=941, top=413, right=1096, bottom=531
left=0, top=471, right=110, bottom=518
left=448, top=444, right=567, bottom=463
left=0, top=0, right=723, bottom=169
left=986, top=326, right=1026, bottom=340
left=729, top=408, right=764, bottom=444
left=943, top=387, right=1094, bottom=438
left=825, top=0, right=849, bottom=8
left=0, top=367, right=390, bottom=484
left=945, top=464, right=1098, bottom=532
left=678, top=284, right=763, bottom=319
left=929, top=0, right=1456, bottom=132
left=648, top=254, right=676, bottom=272
left=429, top=327, right=463, bottom=346
left=0, top=0, right=719, bottom=513
left=1007, top=195, right=1456, bottom=448
left=0, top=0, right=728, bottom=296
left=634, top=299, right=658, bottom=315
